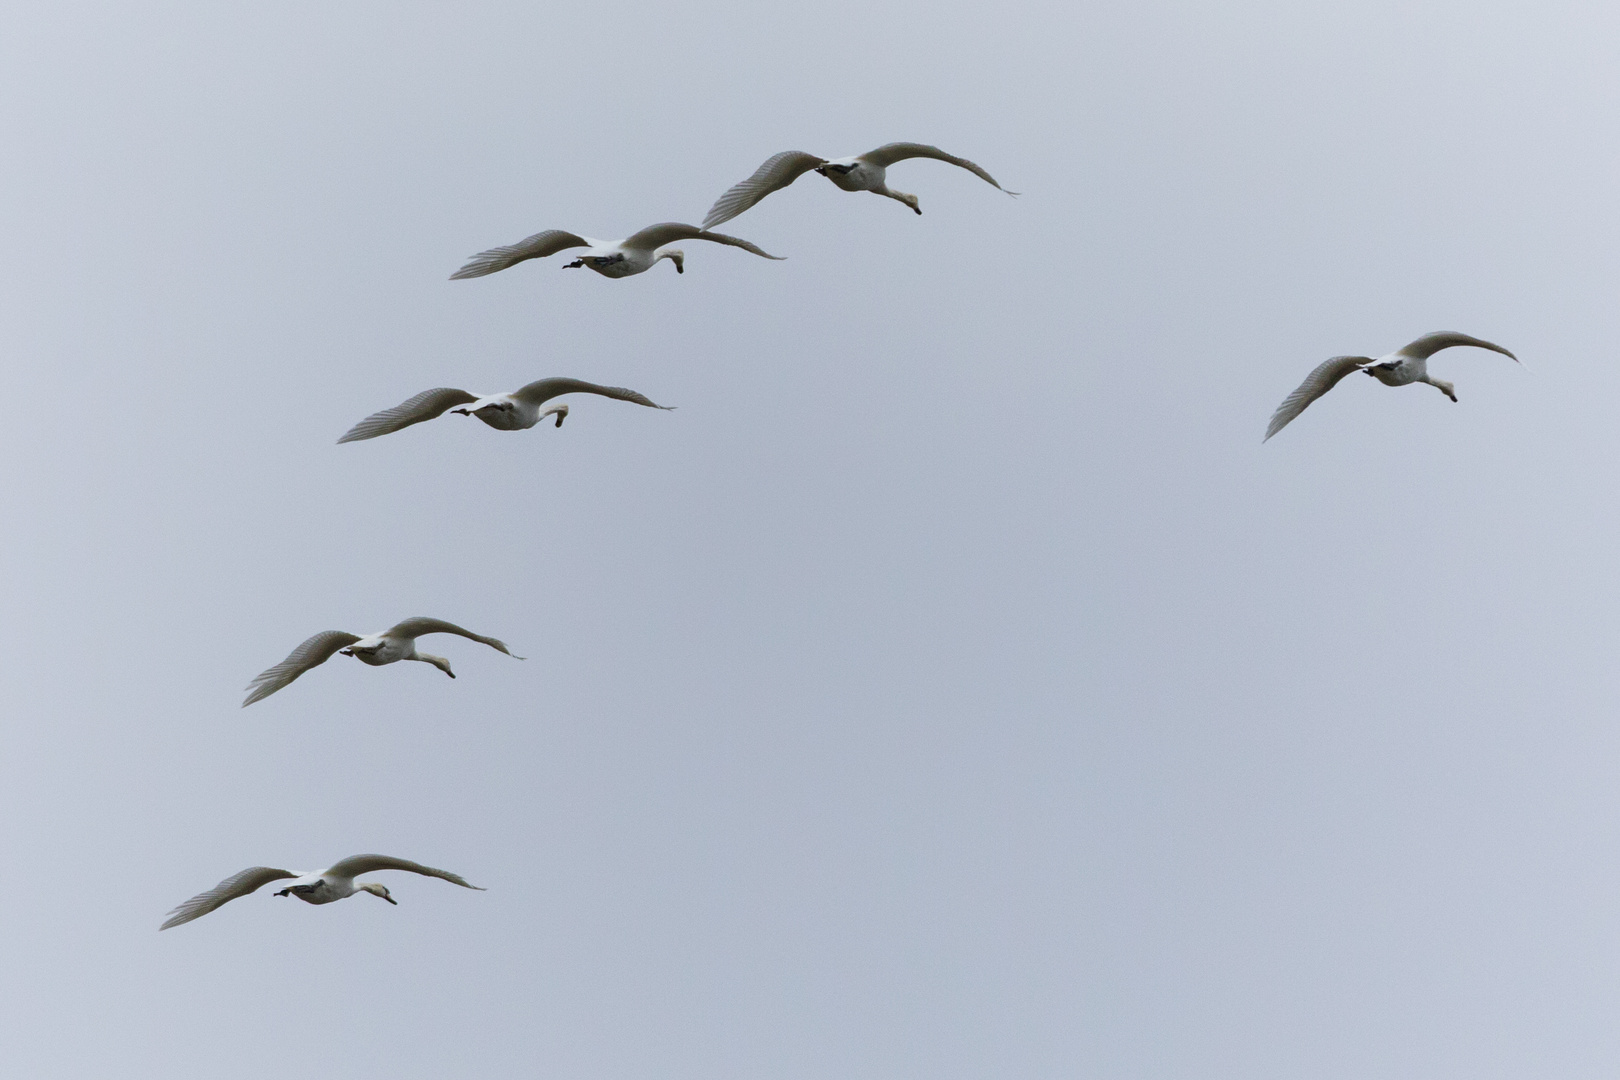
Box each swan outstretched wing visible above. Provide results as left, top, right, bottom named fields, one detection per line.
left=622, top=222, right=785, bottom=260
left=701, top=151, right=827, bottom=229
left=325, top=853, right=485, bottom=890
left=337, top=388, right=480, bottom=444
left=857, top=143, right=1016, bottom=193
left=160, top=865, right=299, bottom=929
left=450, top=229, right=590, bottom=279
left=243, top=630, right=361, bottom=706
left=511, top=377, right=670, bottom=410
left=1395, top=332, right=1519, bottom=363
left=1264, top=356, right=1370, bottom=441
left=383, top=617, right=524, bottom=659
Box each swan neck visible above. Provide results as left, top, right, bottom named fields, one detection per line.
left=880, top=186, right=919, bottom=212
left=415, top=652, right=453, bottom=676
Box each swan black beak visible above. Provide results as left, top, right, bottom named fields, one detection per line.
left=563, top=259, right=584, bottom=269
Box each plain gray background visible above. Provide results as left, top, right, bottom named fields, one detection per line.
left=2, top=1, right=1617, bottom=1076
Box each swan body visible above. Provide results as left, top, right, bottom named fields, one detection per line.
left=451, top=221, right=783, bottom=280
left=160, top=853, right=484, bottom=929
left=243, top=617, right=523, bottom=706
left=337, top=377, right=671, bottom=443
left=1264, top=332, right=1519, bottom=441
left=701, top=143, right=1016, bottom=229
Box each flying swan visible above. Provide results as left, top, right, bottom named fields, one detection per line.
left=160, top=854, right=483, bottom=929
left=243, top=617, right=523, bottom=706
left=1265, top=332, right=1519, bottom=441
left=701, top=143, right=1017, bottom=229
left=337, top=377, right=671, bottom=443
left=451, top=221, right=783, bottom=280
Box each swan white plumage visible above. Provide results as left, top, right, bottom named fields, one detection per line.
left=243, top=618, right=523, bottom=706
left=337, top=377, right=671, bottom=444
left=451, top=221, right=783, bottom=280
left=160, top=854, right=484, bottom=930
left=1264, top=331, right=1519, bottom=441
left=701, top=143, right=1017, bottom=229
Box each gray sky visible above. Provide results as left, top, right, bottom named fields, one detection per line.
left=2, top=0, right=1618, bottom=1076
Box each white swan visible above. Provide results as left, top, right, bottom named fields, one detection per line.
left=243, top=618, right=523, bottom=706
left=160, top=854, right=484, bottom=930
left=451, top=221, right=783, bottom=280
left=1265, top=332, right=1520, bottom=441
left=337, top=377, right=671, bottom=444
left=701, top=143, right=1017, bottom=229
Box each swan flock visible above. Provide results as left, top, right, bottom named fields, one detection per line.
left=160, top=130, right=1528, bottom=946
left=184, top=142, right=1023, bottom=931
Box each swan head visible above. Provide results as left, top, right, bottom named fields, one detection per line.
left=544, top=403, right=568, bottom=428
left=358, top=882, right=397, bottom=905
left=1434, top=378, right=1458, bottom=402
left=657, top=249, right=685, bottom=274
left=899, top=192, right=920, bottom=214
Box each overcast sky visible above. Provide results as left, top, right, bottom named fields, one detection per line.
left=3, top=1, right=1619, bottom=1076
